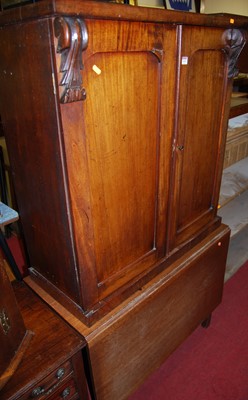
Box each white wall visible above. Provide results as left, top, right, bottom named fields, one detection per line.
left=202, top=0, right=248, bottom=16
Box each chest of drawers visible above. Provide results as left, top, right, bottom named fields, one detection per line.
left=0, top=282, right=90, bottom=400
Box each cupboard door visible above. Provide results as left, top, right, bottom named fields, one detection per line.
left=57, top=20, right=177, bottom=308
left=168, top=26, right=230, bottom=252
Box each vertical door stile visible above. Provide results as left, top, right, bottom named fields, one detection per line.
left=166, top=24, right=183, bottom=255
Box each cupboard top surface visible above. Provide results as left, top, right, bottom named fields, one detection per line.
left=0, top=0, right=248, bottom=28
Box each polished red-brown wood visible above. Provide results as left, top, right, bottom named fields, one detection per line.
left=86, top=225, right=230, bottom=400
left=0, top=258, right=32, bottom=390
left=0, top=2, right=246, bottom=324
left=0, top=3, right=247, bottom=399
left=167, top=26, right=233, bottom=251
left=0, top=282, right=89, bottom=400
left=26, top=225, right=230, bottom=400
left=57, top=19, right=177, bottom=309
left=0, top=0, right=248, bottom=28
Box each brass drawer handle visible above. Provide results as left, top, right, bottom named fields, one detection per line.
left=0, top=309, right=11, bottom=335
left=56, top=367, right=65, bottom=379
left=31, top=367, right=67, bottom=398
left=61, top=387, right=70, bottom=398
left=31, top=386, right=45, bottom=397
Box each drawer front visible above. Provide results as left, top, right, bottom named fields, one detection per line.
left=47, top=378, right=78, bottom=400
left=20, top=360, right=72, bottom=400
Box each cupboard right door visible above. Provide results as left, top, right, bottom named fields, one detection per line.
left=167, top=25, right=231, bottom=252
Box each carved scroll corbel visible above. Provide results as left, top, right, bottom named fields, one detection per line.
left=222, top=29, right=246, bottom=78
left=54, top=17, right=88, bottom=103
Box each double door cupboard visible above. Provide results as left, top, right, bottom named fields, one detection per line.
left=0, top=2, right=247, bottom=399
left=0, top=3, right=246, bottom=321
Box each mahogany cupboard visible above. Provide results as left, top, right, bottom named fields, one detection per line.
left=0, top=2, right=247, bottom=399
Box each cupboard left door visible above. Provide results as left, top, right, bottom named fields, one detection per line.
left=55, top=18, right=178, bottom=309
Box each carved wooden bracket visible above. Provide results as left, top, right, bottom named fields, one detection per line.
left=54, top=17, right=88, bottom=104
left=223, top=29, right=246, bottom=78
